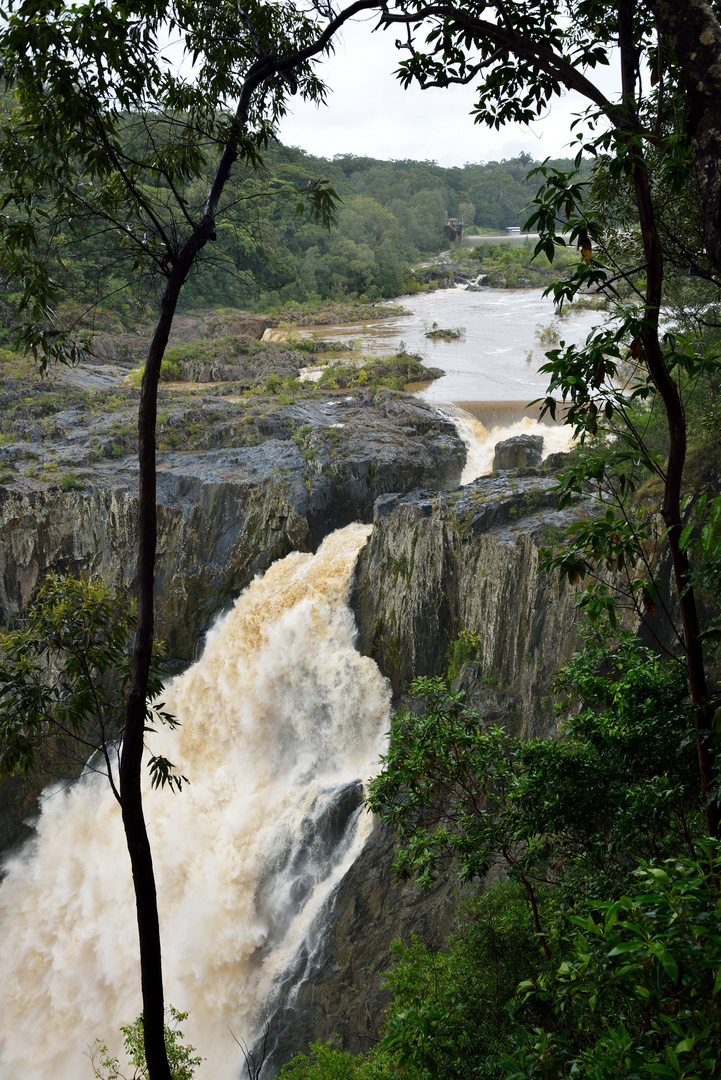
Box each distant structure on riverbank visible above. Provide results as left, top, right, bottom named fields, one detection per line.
left=445, top=214, right=464, bottom=242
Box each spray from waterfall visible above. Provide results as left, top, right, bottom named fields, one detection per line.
left=0, top=524, right=390, bottom=1080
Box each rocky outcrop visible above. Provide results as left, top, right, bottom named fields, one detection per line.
left=177, top=349, right=304, bottom=386
left=258, top=817, right=471, bottom=1076
left=353, top=475, right=587, bottom=737
left=493, top=433, right=543, bottom=471
left=0, top=392, right=465, bottom=665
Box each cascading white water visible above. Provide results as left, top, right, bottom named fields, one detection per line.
left=448, top=408, right=576, bottom=484
left=0, top=523, right=390, bottom=1080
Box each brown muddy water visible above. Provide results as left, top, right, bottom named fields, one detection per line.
left=291, top=287, right=601, bottom=408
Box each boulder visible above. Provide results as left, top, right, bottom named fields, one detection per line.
left=544, top=450, right=572, bottom=473
left=493, top=433, right=543, bottom=471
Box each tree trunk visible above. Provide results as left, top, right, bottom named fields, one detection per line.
left=651, top=1, right=721, bottom=274
left=619, top=0, right=719, bottom=837
left=120, top=277, right=183, bottom=1080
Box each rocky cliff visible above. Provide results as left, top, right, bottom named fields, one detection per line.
left=255, top=471, right=589, bottom=1072
left=259, top=814, right=469, bottom=1075
left=353, top=473, right=585, bottom=737
left=0, top=391, right=464, bottom=665
left=0, top=390, right=464, bottom=852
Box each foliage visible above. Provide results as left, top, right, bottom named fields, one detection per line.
left=380, top=884, right=554, bottom=1080
left=681, top=495, right=721, bottom=666
left=367, top=676, right=522, bottom=889
left=502, top=847, right=721, bottom=1080
left=467, top=240, right=577, bottom=288
left=534, top=322, right=561, bottom=346
left=368, top=633, right=699, bottom=907
left=59, top=470, right=84, bottom=491
left=0, top=573, right=184, bottom=797
left=446, top=629, right=481, bottom=683
left=92, top=1007, right=202, bottom=1080
left=277, top=1038, right=390, bottom=1080
left=424, top=325, right=464, bottom=340
left=0, top=137, right=591, bottom=341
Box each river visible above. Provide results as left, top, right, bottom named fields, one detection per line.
left=292, top=287, right=602, bottom=477
left=293, top=287, right=599, bottom=407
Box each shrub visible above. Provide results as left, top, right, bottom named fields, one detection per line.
left=160, top=358, right=181, bottom=382
left=60, top=471, right=84, bottom=491
left=447, top=628, right=481, bottom=682
left=503, top=846, right=721, bottom=1080
left=92, top=1006, right=202, bottom=1080
left=127, top=357, right=181, bottom=388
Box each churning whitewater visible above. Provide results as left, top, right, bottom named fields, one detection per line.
left=448, top=409, right=575, bottom=485
left=0, top=524, right=391, bottom=1080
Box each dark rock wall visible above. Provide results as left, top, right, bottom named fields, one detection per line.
left=0, top=393, right=465, bottom=667
left=353, top=475, right=586, bottom=737
left=259, top=818, right=470, bottom=1075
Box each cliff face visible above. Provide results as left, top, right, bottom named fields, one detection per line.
left=353, top=474, right=586, bottom=737
left=0, top=391, right=464, bottom=852
left=0, top=392, right=464, bottom=667
left=256, top=473, right=588, bottom=1072
left=259, top=816, right=469, bottom=1076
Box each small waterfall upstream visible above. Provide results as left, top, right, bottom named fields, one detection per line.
left=446, top=408, right=575, bottom=484
left=0, top=524, right=390, bottom=1080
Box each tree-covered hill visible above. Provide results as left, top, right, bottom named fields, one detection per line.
left=217, top=143, right=591, bottom=310
left=0, top=134, right=585, bottom=337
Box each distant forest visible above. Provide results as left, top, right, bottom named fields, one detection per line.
left=180, top=145, right=590, bottom=310
left=17, top=136, right=590, bottom=328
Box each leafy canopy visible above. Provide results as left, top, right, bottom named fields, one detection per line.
left=0, top=573, right=185, bottom=799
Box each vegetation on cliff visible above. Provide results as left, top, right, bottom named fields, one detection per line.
left=277, top=627, right=719, bottom=1080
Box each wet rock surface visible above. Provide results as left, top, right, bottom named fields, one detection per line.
left=0, top=390, right=465, bottom=662
left=258, top=817, right=468, bottom=1076
left=353, top=474, right=589, bottom=737
left=493, top=433, right=544, bottom=471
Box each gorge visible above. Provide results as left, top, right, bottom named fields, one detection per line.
left=0, top=299, right=588, bottom=1076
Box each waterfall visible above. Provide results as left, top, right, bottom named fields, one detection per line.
left=445, top=407, right=575, bottom=484
left=0, top=523, right=390, bottom=1080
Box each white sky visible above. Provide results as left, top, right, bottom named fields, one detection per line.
left=277, top=13, right=619, bottom=167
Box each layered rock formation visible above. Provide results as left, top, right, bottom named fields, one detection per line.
left=0, top=391, right=464, bottom=663
left=353, top=474, right=586, bottom=737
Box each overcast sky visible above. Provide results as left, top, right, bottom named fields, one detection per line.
left=276, top=14, right=619, bottom=167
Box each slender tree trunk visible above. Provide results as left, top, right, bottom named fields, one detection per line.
left=618, top=0, right=719, bottom=837
left=120, top=276, right=183, bottom=1080
left=119, top=201, right=217, bottom=1074
left=651, top=0, right=721, bottom=274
